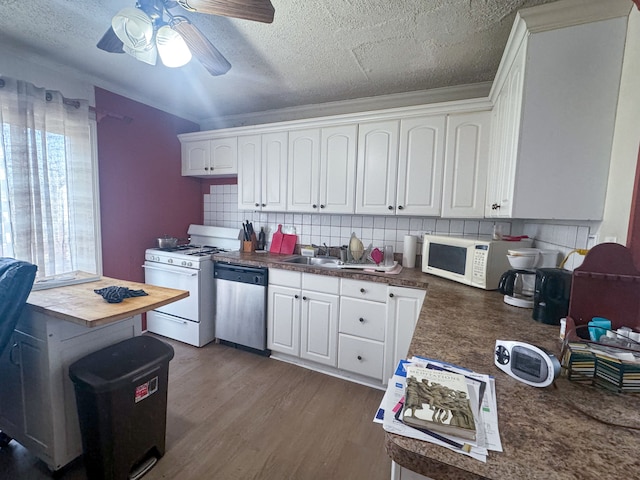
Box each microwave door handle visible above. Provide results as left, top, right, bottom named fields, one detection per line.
left=141, top=264, right=198, bottom=277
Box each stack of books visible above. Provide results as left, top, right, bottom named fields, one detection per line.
left=375, top=356, right=502, bottom=463
left=562, top=341, right=640, bottom=392
left=561, top=342, right=596, bottom=383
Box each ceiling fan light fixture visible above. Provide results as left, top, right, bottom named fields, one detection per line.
left=112, top=7, right=155, bottom=50
left=123, top=43, right=158, bottom=65
left=156, top=24, right=192, bottom=68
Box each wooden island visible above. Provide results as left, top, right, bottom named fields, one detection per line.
left=0, top=275, right=188, bottom=472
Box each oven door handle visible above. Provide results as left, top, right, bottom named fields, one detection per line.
left=142, top=264, right=198, bottom=277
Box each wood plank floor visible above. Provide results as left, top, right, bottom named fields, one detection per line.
left=0, top=335, right=391, bottom=479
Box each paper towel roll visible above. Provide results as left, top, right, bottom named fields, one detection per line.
left=402, top=235, right=417, bottom=268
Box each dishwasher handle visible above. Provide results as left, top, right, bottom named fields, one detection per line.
left=214, top=263, right=268, bottom=286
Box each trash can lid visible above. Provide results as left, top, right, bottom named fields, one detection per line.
left=69, top=335, right=174, bottom=393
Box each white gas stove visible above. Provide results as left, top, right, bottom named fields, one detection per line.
left=143, top=225, right=240, bottom=347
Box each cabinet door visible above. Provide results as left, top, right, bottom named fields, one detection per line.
left=210, top=137, right=238, bottom=175
left=267, top=284, right=300, bottom=355
left=0, top=333, right=24, bottom=437
left=288, top=129, right=321, bottom=213
left=385, top=287, right=426, bottom=381
left=355, top=120, right=400, bottom=214
left=300, top=291, right=339, bottom=366
left=442, top=111, right=491, bottom=218
left=238, top=135, right=262, bottom=210
left=397, top=115, right=446, bottom=216
left=320, top=124, right=357, bottom=214
left=262, top=132, right=288, bottom=212
left=181, top=140, right=210, bottom=176
left=486, top=42, right=525, bottom=218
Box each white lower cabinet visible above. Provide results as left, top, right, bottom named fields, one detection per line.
left=0, top=308, right=141, bottom=472
left=268, top=270, right=426, bottom=387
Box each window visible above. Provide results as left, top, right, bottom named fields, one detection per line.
left=0, top=77, right=100, bottom=277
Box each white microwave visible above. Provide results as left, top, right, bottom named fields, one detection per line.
left=421, top=234, right=533, bottom=290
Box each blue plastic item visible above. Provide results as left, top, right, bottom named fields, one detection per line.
left=588, top=317, right=612, bottom=342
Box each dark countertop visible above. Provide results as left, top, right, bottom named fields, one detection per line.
left=212, top=251, right=640, bottom=480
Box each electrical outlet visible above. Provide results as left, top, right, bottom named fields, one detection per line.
left=586, top=234, right=598, bottom=249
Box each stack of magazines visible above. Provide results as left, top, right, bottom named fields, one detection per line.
left=374, top=356, right=502, bottom=463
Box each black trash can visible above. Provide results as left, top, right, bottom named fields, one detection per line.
left=68, top=335, right=174, bottom=480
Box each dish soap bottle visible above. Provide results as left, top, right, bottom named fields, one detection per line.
left=258, top=227, right=266, bottom=250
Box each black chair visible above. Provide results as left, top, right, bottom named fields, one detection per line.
left=0, top=257, right=37, bottom=447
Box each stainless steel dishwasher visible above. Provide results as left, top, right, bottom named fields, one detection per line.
left=213, top=263, right=269, bottom=354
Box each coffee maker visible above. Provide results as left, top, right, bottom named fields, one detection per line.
left=532, top=268, right=572, bottom=325
left=498, top=249, right=558, bottom=308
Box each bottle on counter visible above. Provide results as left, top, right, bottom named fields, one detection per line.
left=258, top=227, right=266, bottom=250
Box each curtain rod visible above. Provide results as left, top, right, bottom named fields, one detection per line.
left=89, top=106, right=133, bottom=124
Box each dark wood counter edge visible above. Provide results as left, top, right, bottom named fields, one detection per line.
left=212, top=251, right=640, bottom=480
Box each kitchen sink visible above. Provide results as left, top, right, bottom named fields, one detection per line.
left=281, top=256, right=343, bottom=267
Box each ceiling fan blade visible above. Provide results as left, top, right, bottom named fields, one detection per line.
left=171, top=17, right=231, bottom=76
left=97, top=27, right=125, bottom=53
left=177, top=0, right=275, bottom=24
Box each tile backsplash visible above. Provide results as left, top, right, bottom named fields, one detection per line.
left=204, top=184, right=596, bottom=269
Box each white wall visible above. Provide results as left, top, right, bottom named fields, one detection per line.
left=0, top=46, right=95, bottom=104
left=598, top=7, right=640, bottom=245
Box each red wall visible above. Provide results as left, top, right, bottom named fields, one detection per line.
left=95, top=88, right=201, bottom=282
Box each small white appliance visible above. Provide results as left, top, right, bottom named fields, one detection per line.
left=143, top=225, right=240, bottom=347
left=494, top=340, right=560, bottom=387
left=421, top=234, right=533, bottom=290
left=499, top=248, right=558, bottom=308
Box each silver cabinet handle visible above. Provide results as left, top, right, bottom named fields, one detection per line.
left=9, top=343, right=19, bottom=366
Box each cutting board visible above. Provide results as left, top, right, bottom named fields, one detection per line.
left=270, top=224, right=284, bottom=253
left=280, top=233, right=297, bottom=254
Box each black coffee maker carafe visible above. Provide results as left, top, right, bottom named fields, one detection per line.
left=532, top=268, right=572, bottom=325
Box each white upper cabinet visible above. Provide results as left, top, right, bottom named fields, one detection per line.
left=288, top=125, right=357, bottom=213
left=442, top=111, right=491, bottom=218
left=397, top=115, right=446, bottom=216
left=486, top=1, right=628, bottom=219
left=355, top=120, right=400, bottom=215
left=181, top=137, right=237, bottom=176
left=238, top=132, right=288, bottom=211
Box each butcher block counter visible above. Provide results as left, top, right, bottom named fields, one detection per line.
left=0, top=274, right=188, bottom=472
left=27, top=273, right=189, bottom=327
left=212, top=251, right=640, bottom=480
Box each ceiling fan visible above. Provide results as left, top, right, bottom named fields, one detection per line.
left=97, top=0, right=275, bottom=76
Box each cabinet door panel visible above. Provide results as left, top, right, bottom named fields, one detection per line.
left=0, top=334, right=23, bottom=436
left=262, top=132, right=288, bottom=211
left=338, top=335, right=384, bottom=380
left=181, top=140, right=209, bottom=175
left=356, top=120, right=400, bottom=214
left=442, top=111, right=491, bottom=218
left=320, top=125, right=357, bottom=214
left=397, top=116, right=446, bottom=216
left=300, top=291, right=338, bottom=366
left=288, top=129, right=320, bottom=212
left=210, top=137, right=238, bottom=174
left=268, top=285, right=300, bottom=355
left=238, top=135, right=262, bottom=209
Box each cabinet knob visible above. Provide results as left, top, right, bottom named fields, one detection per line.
left=357, top=355, right=363, bottom=361
left=261, top=203, right=266, bottom=207
left=360, top=288, right=365, bottom=293
left=398, top=205, right=404, bottom=210
left=313, top=204, right=317, bottom=209
left=302, top=296, right=308, bottom=301
left=255, top=203, right=260, bottom=207
left=359, top=317, right=365, bottom=323
left=388, top=205, right=393, bottom=210
left=491, top=203, right=501, bottom=210
left=294, top=295, right=299, bottom=299
left=204, top=166, right=209, bottom=170
left=389, top=293, right=395, bottom=298
left=320, top=204, right=325, bottom=209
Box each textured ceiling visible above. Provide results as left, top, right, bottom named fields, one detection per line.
left=0, top=0, right=558, bottom=124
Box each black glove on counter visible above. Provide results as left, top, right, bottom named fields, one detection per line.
left=94, top=286, right=148, bottom=303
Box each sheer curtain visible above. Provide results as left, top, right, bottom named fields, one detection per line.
left=0, top=76, right=99, bottom=277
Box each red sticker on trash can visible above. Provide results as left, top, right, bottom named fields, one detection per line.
left=135, top=376, right=159, bottom=403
